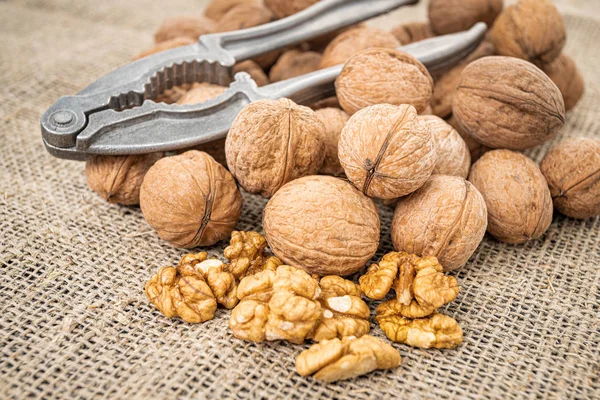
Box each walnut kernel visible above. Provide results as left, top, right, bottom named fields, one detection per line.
left=224, top=231, right=283, bottom=279
left=429, top=0, right=503, bottom=35
left=315, top=107, right=349, bottom=176
left=421, top=115, right=470, bottom=178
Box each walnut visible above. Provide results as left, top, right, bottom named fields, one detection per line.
left=336, top=48, right=433, bottom=115
left=392, top=175, right=487, bottom=271
left=252, top=49, right=283, bottom=69
left=315, top=107, right=349, bottom=176
left=177, top=82, right=227, bottom=105
left=264, top=0, right=319, bottom=19
left=468, top=149, right=553, bottom=244
left=491, top=0, right=566, bottom=67
left=319, top=26, right=401, bottom=69
left=430, top=39, right=496, bottom=119
left=309, top=276, right=370, bottom=341
left=263, top=176, right=380, bottom=276
left=542, top=53, right=585, bottom=112
left=296, top=335, right=401, bottom=383
left=391, top=21, right=434, bottom=45
left=269, top=49, right=322, bottom=83
left=182, top=138, right=228, bottom=167
left=140, top=151, right=243, bottom=248
left=85, top=153, right=162, bottom=205
left=376, top=308, right=463, bottom=349
left=540, top=138, right=600, bottom=220
left=133, top=36, right=196, bottom=60
left=154, top=86, right=191, bottom=104
left=233, top=60, right=270, bottom=87
left=447, top=114, right=490, bottom=162
left=421, top=115, right=470, bottom=179
left=144, top=254, right=237, bottom=323
left=453, top=56, right=565, bottom=150
left=225, top=98, right=325, bottom=198
left=429, top=0, right=503, bottom=35
left=204, top=0, right=262, bottom=21
left=224, top=231, right=283, bottom=279
left=229, top=265, right=322, bottom=344
left=309, top=96, right=340, bottom=111
left=338, top=104, right=436, bottom=199
left=154, top=16, right=217, bottom=43
left=359, top=252, right=459, bottom=318
left=215, top=4, right=273, bottom=32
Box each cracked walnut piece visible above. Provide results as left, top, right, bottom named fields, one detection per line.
left=376, top=307, right=463, bottom=349
left=296, top=335, right=401, bottom=382
left=223, top=231, right=282, bottom=279
left=145, top=253, right=237, bottom=323
left=359, top=252, right=459, bottom=318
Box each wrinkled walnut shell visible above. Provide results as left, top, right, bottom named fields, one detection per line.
left=233, top=60, right=270, bottom=87
left=204, top=0, right=262, bottom=21
left=336, top=48, right=433, bottom=115
left=453, top=56, right=565, bottom=150
left=319, top=26, right=400, bottom=69
left=215, top=4, right=273, bottom=32
left=447, top=114, right=490, bottom=162
left=225, top=98, right=325, bottom=198
left=315, top=107, right=350, bottom=176
left=542, top=53, right=585, bottom=112
left=540, top=137, right=600, bottom=219
left=85, top=153, right=163, bottom=205
left=264, top=0, right=319, bottom=18
left=429, top=0, right=503, bottom=35
left=177, top=82, right=227, bottom=105
left=392, top=175, right=487, bottom=271
left=490, top=0, right=566, bottom=67
left=154, top=16, right=217, bottom=43
left=134, top=36, right=196, bottom=61
left=391, top=22, right=434, bottom=45
left=469, top=149, right=553, bottom=244
left=269, top=49, right=322, bottom=82
left=421, top=115, right=470, bottom=179
left=339, top=104, right=436, bottom=199
left=263, top=176, right=380, bottom=276
left=140, top=151, right=242, bottom=248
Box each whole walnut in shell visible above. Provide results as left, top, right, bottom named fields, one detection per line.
left=429, top=0, right=503, bottom=35
left=392, top=175, right=487, bottom=271
left=421, top=116, right=470, bottom=179
left=540, top=138, right=600, bottom=219
left=263, top=176, right=380, bottom=276
left=469, top=149, right=553, bottom=244
left=204, top=0, right=262, bottom=21
left=134, top=36, right=195, bottom=61
left=233, top=60, right=270, bottom=87
left=542, top=54, right=585, bottom=112
left=140, top=151, right=242, bottom=248
left=225, top=98, right=325, bottom=198
left=310, top=96, right=340, bottom=111
left=319, top=26, right=401, bottom=69
left=315, top=107, right=349, bottom=176
left=447, top=114, right=490, bottom=162
left=491, top=0, right=566, bottom=67
left=85, top=153, right=162, bottom=205
left=391, top=22, right=434, bottom=45
left=336, top=48, right=433, bottom=115
left=215, top=4, right=273, bottom=32
left=453, top=56, right=565, bottom=150
left=177, top=82, right=227, bottom=105
left=269, top=49, right=322, bottom=82
left=338, top=104, right=436, bottom=199
left=154, top=16, right=217, bottom=43
left=264, top=0, right=319, bottom=19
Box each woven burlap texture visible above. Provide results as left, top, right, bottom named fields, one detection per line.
left=1, top=1, right=599, bottom=399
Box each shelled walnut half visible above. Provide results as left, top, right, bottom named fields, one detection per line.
left=223, top=231, right=282, bottom=279
left=144, top=253, right=237, bottom=323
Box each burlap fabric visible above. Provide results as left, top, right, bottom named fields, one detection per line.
left=1, top=1, right=599, bottom=399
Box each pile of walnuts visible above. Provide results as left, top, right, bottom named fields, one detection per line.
left=81, top=0, right=599, bottom=384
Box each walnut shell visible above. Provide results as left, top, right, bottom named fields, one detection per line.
left=133, top=36, right=195, bottom=61
left=469, top=149, right=553, bottom=244
left=421, top=116, right=470, bottom=179
left=154, top=16, right=217, bottom=43
left=269, top=49, right=322, bottom=82
left=339, top=104, right=436, bottom=199
left=542, top=53, right=585, bottom=112
left=225, top=98, right=325, bottom=198
left=215, top=4, right=273, bottom=32
left=391, top=22, right=434, bottom=45
left=263, top=0, right=319, bottom=18
left=204, top=0, right=262, bottom=21
left=336, top=48, right=433, bottom=115
left=391, top=175, right=487, bottom=271
left=315, top=107, right=349, bottom=176
left=490, top=0, right=566, bottom=67
left=540, top=137, right=600, bottom=219
left=177, top=82, right=227, bottom=105
left=233, top=60, right=270, bottom=87
left=447, top=114, right=490, bottom=162
left=263, top=176, right=380, bottom=276
left=453, top=56, right=565, bottom=150
left=319, top=26, right=401, bottom=69
left=429, top=0, right=503, bottom=35
left=309, top=96, right=340, bottom=111
left=140, top=151, right=242, bottom=248
left=85, top=153, right=163, bottom=205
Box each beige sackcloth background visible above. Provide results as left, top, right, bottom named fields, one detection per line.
left=1, top=0, right=599, bottom=399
